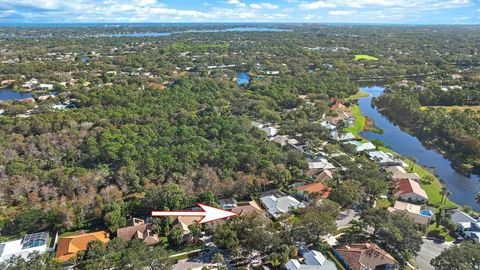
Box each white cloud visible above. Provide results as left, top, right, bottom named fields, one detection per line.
left=299, top=1, right=336, bottom=10
left=250, top=3, right=279, bottom=9
left=329, top=10, right=357, bottom=15
left=226, top=0, right=246, bottom=8
left=134, top=0, right=157, bottom=6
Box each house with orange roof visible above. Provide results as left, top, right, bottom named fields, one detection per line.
left=295, top=182, right=332, bottom=204
left=334, top=243, right=398, bottom=270
left=393, top=179, right=428, bottom=203
left=55, top=231, right=109, bottom=262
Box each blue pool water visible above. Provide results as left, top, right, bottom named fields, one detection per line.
left=420, top=211, right=433, bottom=217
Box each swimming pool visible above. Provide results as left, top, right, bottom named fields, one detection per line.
left=420, top=210, right=433, bottom=217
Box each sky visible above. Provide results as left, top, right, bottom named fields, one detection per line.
left=0, top=0, right=479, bottom=24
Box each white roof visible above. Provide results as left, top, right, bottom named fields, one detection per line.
left=320, top=121, right=337, bottom=130
left=330, top=131, right=355, bottom=141
left=304, top=250, right=326, bottom=265
left=450, top=209, right=478, bottom=224
left=368, top=151, right=401, bottom=165
left=260, top=195, right=306, bottom=218
left=389, top=201, right=421, bottom=214
left=261, top=127, right=278, bottom=137
left=0, top=234, right=48, bottom=263
left=285, top=250, right=338, bottom=270
left=343, top=141, right=376, bottom=152
left=286, top=259, right=301, bottom=270
left=308, top=158, right=335, bottom=170
left=251, top=121, right=264, bottom=129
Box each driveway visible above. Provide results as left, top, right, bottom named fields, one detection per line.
left=173, top=259, right=215, bottom=270
left=336, top=209, right=360, bottom=229
left=412, top=239, right=453, bottom=270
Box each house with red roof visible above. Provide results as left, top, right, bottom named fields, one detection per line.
left=295, top=182, right=332, bottom=204
left=393, top=179, right=428, bottom=203
left=334, top=243, right=398, bottom=270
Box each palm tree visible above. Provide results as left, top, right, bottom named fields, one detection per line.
left=440, top=186, right=451, bottom=203
left=213, top=252, right=224, bottom=269
left=407, top=156, right=418, bottom=172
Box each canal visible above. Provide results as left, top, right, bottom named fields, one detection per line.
left=358, top=86, right=480, bottom=211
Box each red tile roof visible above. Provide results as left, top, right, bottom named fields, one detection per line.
left=393, top=179, right=428, bottom=199
left=296, top=182, right=332, bottom=199
left=335, top=243, right=398, bottom=270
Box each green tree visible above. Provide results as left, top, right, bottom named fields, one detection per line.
left=292, top=207, right=337, bottom=245
left=168, top=227, right=184, bottom=246
left=431, top=241, right=480, bottom=270
left=213, top=253, right=224, bottom=269
left=330, top=180, right=364, bottom=207
left=144, top=184, right=192, bottom=211
left=0, top=252, right=62, bottom=270
left=212, top=224, right=239, bottom=250
left=188, top=223, right=202, bottom=242
left=103, top=203, right=126, bottom=233
left=440, top=186, right=451, bottom=203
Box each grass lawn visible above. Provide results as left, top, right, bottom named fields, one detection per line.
left=346, top=105, right=366, bottom=136
left=348, top=90, right=370, bottom=100
left=375, top=198, right=391, bottom=209
left=354, top=54, right=379, bottom=61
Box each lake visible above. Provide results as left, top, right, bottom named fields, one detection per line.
left=0, top=88, right=33, bottom=101
left=236, top=71, right=263, bottom=85
left=359, top=86, right=480, bottom=211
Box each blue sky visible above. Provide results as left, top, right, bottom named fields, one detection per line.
left=0, top=0, right=479, bottom=24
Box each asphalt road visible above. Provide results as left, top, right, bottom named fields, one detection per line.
left=413, top=239, right=453, bottom=270
left=335, top=209, right=360, bottom=228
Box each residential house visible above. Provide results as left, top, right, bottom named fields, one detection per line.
left=451, top=73, right=463, bottom=80
left=259, top=190, right=308, bottom=219
left=384, top=166, right=421, bottom=181
left=36, top=84, right=54, bottom=91
left=449, top=209, right=480, bottom=243
left=393, top=179, right=429, bottom=203
left=295, top=182, right=332, bottom=204
left=285, top=250, right=337, bottom=270
left=334, top=243, right=398, bottom=270
left=56, top=231, right=110, bottom=262
left=251, top=121, right=264, bottom=129
left=0, top=232, right=50, bottom=263
left=21, top=78, right=38, bottom=89
left=269, top=135, right=289, bottom=146
left=320, top=121, right=337, bottom=130
left=343, top=141, right=376, bottom=152
left=217, top=198, right=238, bottom=210
left=261, top=126, right=278, bottom=137
left=116, top=218, right=160, bottom=245
left=387, top=201, right=432, bottom=227
left=172, top=216, right=200, bottom=235
left=310, top=169, right=334, bottom=182
left=330, top=103, right=350, bottom=112
left=1, top=79, right=15, bottom=87
left=231, top=201, right=267, bottom=219
left=307, top=158, right=336, bottom=171
left=330, top=131, right=356, bottom=142
left=368, top=151, right=403, bottom=166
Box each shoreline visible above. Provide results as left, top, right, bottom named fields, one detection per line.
left=350, top=90, right=475, bottom=215
left=374, top=105, right=479, bottom=176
